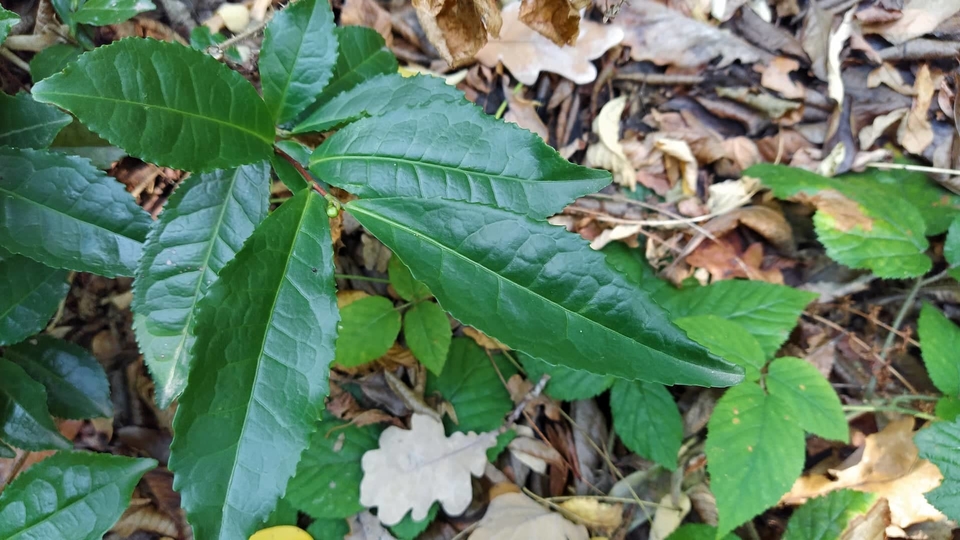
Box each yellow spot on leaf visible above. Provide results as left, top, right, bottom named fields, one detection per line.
left=249, top=526, right=313, bottom=540
left=732, top=418, right=740, bottom=425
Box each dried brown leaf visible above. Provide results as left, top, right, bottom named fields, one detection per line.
left=585, top=96, right=636, bottom=189
left=759, top=57, right=806, bottom=100
left=414, top=0, right=502, bottom=67
left=518, top=0, right=581, bottom=46
left=342, top=0, right=393, bottom=45
left=716, top=87, right=803, bottom=123
left=558, top=497, right=623, bottom=533
left=897, top=64, right=936, bottom=154
left=462, top=326, right=510, bottom=350
left=508, top=435, right=565, bottom=474
left=803, top=190, right=874, bottom=232
left=859, top=108, right=909, bottom=149
left=863, top=0, right=960, bottom=44
left=475, top=3, right=623, bottom=85
left=868, top=63, right=915, bottom=96
left=111, top=505, right=179, bottom=537
left=650, top=492, right=691, bottom=540
left=469, top=492, right=589, bottom=540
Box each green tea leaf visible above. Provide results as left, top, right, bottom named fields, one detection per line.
left=306, top=26, right=397, bottom=111
left=667, top=524, right=739, bottom=540
left=519, top=354, right=613, bottom=401
left=0, top=147, right=151, bottom=277
left=388, top=256, right=431, bottom=302
left=49, top=119, right=125, bottom=169
left=0, top=358, right=71, bottom=450
left=602, top=242, right=669, bottom=296
left=30, top=44, right=83, bottom=82
left=919, top=303, right=960, bottom=397
left=133, top=163, right=270, bottom=408
left=915, top=418, right=960, bottom=521
left=425, top=338, right=516, bottom=434
left=610, top=380, right=682, bottom=470
left=707, top=383, right=805, bottom=537
left=32, top=38, right=275, bottom=172
left=169, top=189, right=338, bottom=540
left=72, top=0, right=156, bottom=25
left=748, top=164, right=930, bottom=278
left=334, top=296, right=401, bottom=367
left=0, top=248, right=68, bottom=346
left=271, top=140, right=312, bottom=192
left=260, top=0, right=336, bottom=123
left=766, top=357, right=848, bottom=442
left=0, top=440, right=13, bottom=458
left=675, top=315, right=766, bottom=382
left=0, top=93, right=72, bottom=148
left=4, top=336, right=112, bottom=419
left=0, top=5, right=19, bottom=44
left=293, top=73, right=463, bottom=134
left=658, top=280, right=816, bottom=358
left=287, top=415, right=382, bottom=519
left=350, top=198, right=742, bottom=387
left=404, top=301, right=451, bottom=375
left=784, top=490, right=877, bottom=540
left=312, top=101, right=611, bottom=219
left=0, top=451, right=155, bottom=540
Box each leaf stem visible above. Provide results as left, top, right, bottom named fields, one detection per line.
left=209, top=14, right=272, bottom=55
left=333, top=273, right=390, bottom=284
left=273, top=146, right=329, bottom=197
left=842, top=404, right=937, bottom=421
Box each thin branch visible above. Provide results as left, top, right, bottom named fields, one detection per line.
left=0, top=48, right=30, bottom=73
left=866, top=161, right=960, bottom=177
left=273, top=146, right=329, bottom=197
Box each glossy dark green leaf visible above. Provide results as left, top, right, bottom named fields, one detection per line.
left=425, top=338, right=516, bottom=434
left=271, top=140, right=312, bottom=192
left=32, top=38, right=275, bottom=172
left=4, top=336, right=112, bottom=419
left=133, top=163, right=270, bottom=408
left=674, top=315, right=766, bottom=382
left=169, top=189, right=338, bottom=540
left=0, top=5, right=18, bottom=44
left=610, top=380, right=682, bottom=470
left=519, top=353, right=613, bottom=401
left=0, top=451, right=156, bottom=540
left=0, top=248, right=68, bottom=346
left=658, top=280, right=816, bottom=358
left=287, top=415, right=381, bottom=519
left=349, top=198, right=742, bottom=387
left=262, top=498, right=298, bottom=528
left=0, top=147, right=151, bottom=277
left=388, top=255, right=430, bottom=302
left=707, top=384, right=805, bottom=537
left=919, top=303, right=960, bottom=397
left=0, top=358, right=71, bottom=450
left=0, top=93, right=72, bottom=149
left=188, top=27, right=242, bottom=62
left=49, top=119, right=126, bottom=169
left=260, top=0, right=336, bottom=123
left=334, top=296, right=401, bottom=367
left=602, top=242, right=669, bottom=296
left=404, top=302, right=451, bottom=375
left=0, top=439, right=13, bottom=458
left=784, top=490, right=877, bottom=540
left=312, top=101, right=611, bottom=219
left=915, top=419, right=960, bottom=521
left=766, top=357, right=848, bottom=442
left=30, top=44, right=84, bottom=82
left=306, top=26, right=397, bottom=111
left=293, top=73, right=463, bottom=134
left=72, top=0, right=155, bottom=25
left=947, top=217, right=960, bottom=282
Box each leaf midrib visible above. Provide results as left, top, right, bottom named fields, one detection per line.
left=33, top=91, right=273, bottom=145
left=4, top=349, right=105, bottom=417
left=5, top=474, right=134, bottom=539
left=0, top=117, right=70, bottom=141
left=0, top=185, right=141, bottom=241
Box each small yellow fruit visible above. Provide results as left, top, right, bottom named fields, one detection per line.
left=249, top=525, right=313, bottom=540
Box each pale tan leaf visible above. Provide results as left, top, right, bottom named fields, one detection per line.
left=862, top=0, right=960, bottom=45
left=463, top=326, right=510, bottom=350
left=654, top=138, right=697, bottom=195
left=868, top=63, right=916, bottom=96
left=650, top=493, right=691, bottom=540
left=217, top=3, right=249, bottom=33
left=716, top=87, right=803, bottom=123
left=759, top=57, right=806, bottom=100
left=706, top=175, right=758, bottom=214
left=557, top=497, right=623, bottom=533
left=584, top=96, right=636, bottom=190
left=469, top=492, right=589, bottom=540
left=475, top=2, right=623, bottom=85
left=346, top=511, right=399, bottom=540
left=508, top=436, right=564, bottom=474
left=360, top=414, right=496, bottom=525
left=859, top=108, right=909, bottom=149
left=826, top=8, right=855, bottom=105
left=897, top=64, right=936, bottom=154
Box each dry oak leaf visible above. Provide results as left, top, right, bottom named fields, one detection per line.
left=414, top=0, right=502, bottom=67
left=585, top=96, right=636, bottom=190
left=862, top=0, right=960, bottom=45
left=475, top=2, right=623, bottom=85
left=469, top=492, right=589, bottom=539
left=614, top=0, right=767, bottom=68
left=360, top=413, right=497, bottom=525
left=782, top=418, right=944, bottom=529
left=519, top=0, right=590, bottom=46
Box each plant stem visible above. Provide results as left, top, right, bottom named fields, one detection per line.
left=333, top=273, right=390, bottom=284
left=211, top=15, right=272, bottom=53
left=866, top=276, right=924, bottom=397
left=273, top=146, right=329, bottom=197
left=842, top=404, right=937, bottom=421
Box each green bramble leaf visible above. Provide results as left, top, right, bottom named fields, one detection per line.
left=287, top=415, right=382, bottom=519
left=4, top=336, right=112, bottom=419
left=0, top=93, right=72, bottom=149
left=856, top=165, right=960, bottom=236
left=0, top=358, right=72, bottom=451
left=667, top=524, right=739, bottom=540
left=133, top=163, right=270, bottom=408
left=610, top=380, right=682, bottom=470
left=169, top=189, right=338, bottom=540
left=919, top=303, right=960, bottom=397
left=312, top=101, right=611, bottom=219
left=426, top=338, right=516, bottom=434
left=766, top=357, right=848, bottom=442
left=0, top=248, right=68, bottom=346
left=707, top=383, right=805, bottom=537
left=259, top=0, right=337, bottom=124
left=658, top=280, right=816, bottom=358
left=403, top=301, right=451, bottom=375
left=519, top=354, right=613, bottom=401
left=388, top=256, right=431, bottom=302
left=49, top=119, right=126, bottom=169
left=30, top=44, right=83, bottom=82
left=306, top=518, right=350, bottom=539
left=0, top=451, right=156, bottom=540
left=72, top=0, right=156, bottom=25
left=0, top=5, right=19, bottom=45
left=674, top=315, right=766, bottom=382
left=33, top=38, right=275, bottom=172
left=334, top=296, right=401, bottom=367
left=348, top=198, right=742, bottom=388
left=915, top=417, right=960, bottom=521
left=390, top=504, right=439, bottom=540
left=747, top=164, right=930, bottom=278
left=783, top=490, right=877, bottom=540
left=0, top=147, right=151, bottom=277
left=293, top=73, right=464, bottom=134
left=937, top=397, right=960, bottom=421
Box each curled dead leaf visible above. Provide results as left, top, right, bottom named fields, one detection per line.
left=518, top=0, right=582, bottom=46
left=897, top=64, right=937, bottom=155
left=413, top=0, right=502, bottom=67
left=585, top=96, right=636, bottom=190
left=557, top=497, right=623, bottom=533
